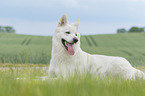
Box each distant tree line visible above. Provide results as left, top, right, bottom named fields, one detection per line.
left=0, top=26, right=15, bottom=33
left=117, top=26, right=145, bottom=33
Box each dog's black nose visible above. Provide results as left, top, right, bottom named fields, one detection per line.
left=73, top=37, right=78, bottom=43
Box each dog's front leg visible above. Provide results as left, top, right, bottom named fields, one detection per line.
left=48, top=70, right=57, bottom=78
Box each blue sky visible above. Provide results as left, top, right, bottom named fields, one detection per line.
left=0, top=0, right=145, bottom=36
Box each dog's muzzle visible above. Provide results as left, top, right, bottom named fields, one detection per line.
left=61, top=37, right=78, bottom=56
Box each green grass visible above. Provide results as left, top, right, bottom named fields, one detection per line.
left=0, top=66, right=145, bottom=96
left=1, top=33, right=145, bottom=66
left=0, top=33, right=52, bottom=64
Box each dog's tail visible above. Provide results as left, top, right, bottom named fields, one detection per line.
left=135, top=69, right=145, bottom=80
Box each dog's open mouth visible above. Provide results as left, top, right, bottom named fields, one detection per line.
left=61, top=39, right=75, bottom=56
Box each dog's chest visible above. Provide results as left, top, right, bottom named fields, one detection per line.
left=53, top=56, right=84, bottom=76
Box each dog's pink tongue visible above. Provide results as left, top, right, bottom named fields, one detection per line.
left=67, top=43, right=75, bottom=56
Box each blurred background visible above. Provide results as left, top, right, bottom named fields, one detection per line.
left=1, top=0, right=145, bottom=66
left=1, top=0, right=145, bottom=35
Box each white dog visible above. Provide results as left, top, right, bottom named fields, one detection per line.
left=48, top=14, right=145, bottom=79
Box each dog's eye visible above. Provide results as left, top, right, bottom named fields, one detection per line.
left=65, top=31, right=70, bottom=34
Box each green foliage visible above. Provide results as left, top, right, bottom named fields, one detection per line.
left=0, top=26, right=15, bottom=33
left=117, top=26, right=145, bottom=33
left=117, top=28, right=127, bottom=33
left=129, top=26, right=144, bottom=33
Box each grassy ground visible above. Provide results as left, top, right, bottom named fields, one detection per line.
left=1, top=33, right=145, bottom=96
left=0, top=65, right=145, bottom=96
left=1, top=33, right=145, bottom=66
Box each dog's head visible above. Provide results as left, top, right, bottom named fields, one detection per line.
left=54, top=14, right=80, bottom=56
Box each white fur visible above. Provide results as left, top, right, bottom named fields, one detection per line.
left=48, top=14, right=145, bottom=79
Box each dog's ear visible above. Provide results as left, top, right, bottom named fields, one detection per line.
left=57, top=14, right=68, bottom=27
left=72, top=19, right=80, bottom=29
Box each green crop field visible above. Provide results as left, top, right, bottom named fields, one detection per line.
left=1, top=33, right=145, bottom=96
left=1, top=33, right=145, bottom=66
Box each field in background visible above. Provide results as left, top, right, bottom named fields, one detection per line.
left=1, top=33, right=145, bottom=66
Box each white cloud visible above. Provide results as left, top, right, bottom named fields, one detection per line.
left=2, top=0, right=145, bottom=8
left=2, top=0, right=79, bottom=8
left=78, top=0, right=145, bottom=2
left=127, top=0, right=145, bottom=1
left=60, top=0, right=79, bottom=8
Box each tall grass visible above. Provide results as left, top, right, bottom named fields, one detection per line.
left=0, top=52, right=50, bottom=64
left=0, top=66, right=145, bottom=96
